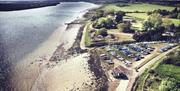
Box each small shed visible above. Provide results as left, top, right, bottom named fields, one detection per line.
left=111, top=67, right=128, bottom=79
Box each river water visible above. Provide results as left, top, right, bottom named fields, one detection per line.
left=0, top=2, right=96, bottom=63
left=0, top=2, right=98, bottom=91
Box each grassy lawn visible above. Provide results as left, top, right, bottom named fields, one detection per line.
left=168, top=18, right=180, bottom=26
left=102, top=3, right=175, bottom=12
left=108, top=30, right=134, bottom=41
left=126, top=13, right=149, bottom=20
left=155, top=64, right=180, bottom=81
left=131, top=21, right=144, bottom=31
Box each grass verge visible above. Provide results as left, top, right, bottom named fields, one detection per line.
left=84, top=23, right=92, bottom=46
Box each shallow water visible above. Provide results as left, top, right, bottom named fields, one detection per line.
left=0, top=2, right=96, bottom=63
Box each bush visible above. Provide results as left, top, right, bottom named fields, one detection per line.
left=93, top=17, right=116, bottom=29
left=115, top=11, right=125, bottom=23
left=96, top=28, right=108, bottom=37
left=116, top=3, right=129, bottom=7
left=118, top=22, right=134, bottom=33
left=164, top=50, right=180, bottom=66
left=149, top=69, right=155, bottom=74
left=177, top=13, right=180, bottom=19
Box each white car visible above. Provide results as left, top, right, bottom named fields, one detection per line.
left=125, top=60, right=132, bottom=64
left=118, top=57, right=124, bottom=61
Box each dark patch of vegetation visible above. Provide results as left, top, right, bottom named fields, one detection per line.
left=96, top=28, right=108, bottom=37
left=163, top=50, right=180, bottom=66
left=115, top=3, right=129, bottom=7
left=117, top=22, right=135, bottom=33
left=115, top=11, right=126, bottom=23
left=93, top=17, right=117, bottom=29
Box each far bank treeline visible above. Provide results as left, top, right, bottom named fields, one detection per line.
left=0, top=1, right=60, bottom=11
left=85, top=6, right=180, bottom=43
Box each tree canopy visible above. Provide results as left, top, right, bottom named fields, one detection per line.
left=143, top=13, right=163, bottom=31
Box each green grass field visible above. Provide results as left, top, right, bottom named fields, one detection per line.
left=169, top=19, right=180, bottom=26
left=155, top=64, right=180, bottom=81
left=126, top=13, right=149, bottom=20
left=102, top=3, right=175, bottom=12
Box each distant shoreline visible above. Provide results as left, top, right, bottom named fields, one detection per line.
left=0, top=1, right=60, bottom=11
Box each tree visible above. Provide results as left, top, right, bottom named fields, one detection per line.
left=91, top=10, right=104, bottom=21
left=115, top=11, right=125, bottom=23
left=143, top=13, right=162, bottom=31
left=143, top=21, right=154, bottom=31
left=102, top=18, right=115, bottom=29
left=162, top=18, right=174, bottom=31
left=118, top=22, right=134, bottom=33
left=106, top=9, right=115, bottom=15
left=93, top=17, right=116, bottom=29
left=177, top=13, right=180, bottom=19
left=172, top=7, right=178, bottom=13
left=147, top=12, right=152, bottom=15
left=149, top=13, right=162, bottom=28
left=133, top=26, right=165, bottom=41
left=96, top=10, right=104, bottom=18
left=96, top=28, right=108, bottom=37
left=93, top=17, right=107, bottom=29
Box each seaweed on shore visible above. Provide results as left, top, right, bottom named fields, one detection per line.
left=49, top=24, right=87, bottom=62
left=88, top=49, right=109, bottom=91
left=67, top=25, right=87, bottom=55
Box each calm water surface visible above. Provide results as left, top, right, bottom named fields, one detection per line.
left=0, top=2, right=97, bottom=63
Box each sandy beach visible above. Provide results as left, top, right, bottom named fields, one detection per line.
left=31, top=53, right=95, bottom=91
left=9, top=4, right=100, bottom=91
